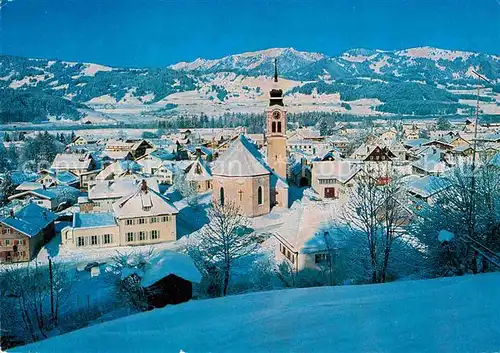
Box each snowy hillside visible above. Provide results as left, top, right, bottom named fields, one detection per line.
left=1, top=46, right=499, bottom=124
left=13, top=273, right=500, bottom=353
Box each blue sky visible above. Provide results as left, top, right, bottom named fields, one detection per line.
left=0, top=0, right=498, bottom=67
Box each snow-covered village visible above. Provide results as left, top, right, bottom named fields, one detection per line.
left=1, top=1, right=500, bottom=352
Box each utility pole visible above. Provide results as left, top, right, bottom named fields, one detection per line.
left=467, top=69, right=490, bottom=241
left=48, top=256, right=55, bottom=324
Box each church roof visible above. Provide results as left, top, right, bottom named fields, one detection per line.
left=212, top=135, right=271, bottom=177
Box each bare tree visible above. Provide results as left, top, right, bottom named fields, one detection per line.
left=0, top=261, right=74, bottom=344
left=340, top=168, right=410, bottom=283
left=194, top=201, right=257, bottom=296
left=411, top=162, right=500, bottom=276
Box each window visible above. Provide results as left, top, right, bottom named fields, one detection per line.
left=77, top=237, right=84, bottom=247
left=315, top=253, right=331, bottom=264
left=6, top=228, right=11, bottom=234
left=258, top=186, right=263, bottom=205
left=139, top=231, right=146, bottom=241
left=125, top=219, right=134, bottom=226
left=151, top=217, right=157, bottom=223
left=151, top=230, right=159, bottom=240
left=5, top=239, right=10, bottom=246
left=277, top=121, right=282, bottom=133
left=91, top=235, right=98, bottom=245
left=126, top=232, right=134, bottom=242
left=272, top=122, right=276, bottom=133
left=161, top=216, right=170, bottom=222
left=138, top=218, right=146, bottom=225
left=220, top=187, right=225, bottom=206
left=103, top=234, right=112, bottom=244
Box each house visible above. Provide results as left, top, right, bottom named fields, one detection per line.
left=0, top=203, right=57, bottom=263
left=287, top=128, right=329, bottom=156
left=273, top=201, right=345, bottom=273
left=136, top=149, right=176, bottom=175
left=185, top=159, right=213, bottom=193
left=61, top=212, right=120, bottom=249
left=85, top=179, right=159, bottom=213
left=37, top=170, right=80, bottom=188
left=327, top=136, right=349, bottom=156
left=411, top=148, right=454, bottom=176
left=96, top=160, right=143, bottom=181
left=407, top=175, right=450, bottom=204
left=62, top=180, right=178, bottom=248
left=139, top=251, right=201, bottom=308
left=72, top=136, right=98, bottom=146
left=112, top=180, right=178, bottom=245
left=185, top=146, right=213, bottom=161
left=105, top=139, right=154, bottom=159
left=8, top=186, right=80, bottom=211
left=51, top=152, right=96, bottom=175
left=311, top=155, right=360, bottom=200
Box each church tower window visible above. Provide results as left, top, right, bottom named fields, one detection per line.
left=258, top=186, right=263, bottom=205
left=272, top=122, right=276, bottom=133
left=220, top=187, right=225, bottom=206
left=277, top=121, right=282, bottom=133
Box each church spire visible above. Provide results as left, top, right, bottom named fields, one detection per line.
left=269, top=58, right=283, bottom=106
left=274, top=58, right=278, bottom=83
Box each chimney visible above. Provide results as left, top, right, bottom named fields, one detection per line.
left=9, top=209, right=14, bottom=218
left=141, top=179, right=148, bottom=193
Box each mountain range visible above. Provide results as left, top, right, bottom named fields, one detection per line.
left=0, top=46, right=499, bottom=124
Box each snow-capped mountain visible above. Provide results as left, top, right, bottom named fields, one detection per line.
left=0, top=46, right=498, bottom=124
left=170, top=47, right=326, bottom=75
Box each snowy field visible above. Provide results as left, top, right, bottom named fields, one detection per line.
left=12, top=273, right=500, bottom=353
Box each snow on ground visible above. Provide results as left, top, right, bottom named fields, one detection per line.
left=81, top=63, right=113, bottom=77
left=13, top=273, right=500, bottom=353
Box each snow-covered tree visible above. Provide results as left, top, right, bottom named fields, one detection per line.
left=189, top=201, right=257, bottom=296
left=109, top=249, right=155, bottom=311
left=0, top=173, right=17, bottom=206
left=411, top=162, right=500, bottom=276
left=340, top=168, right=412, bottom=283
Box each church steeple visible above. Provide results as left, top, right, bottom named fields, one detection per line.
left=274, top=58, right=278, bottom=82
left=269, top=58, right=283, bottom=106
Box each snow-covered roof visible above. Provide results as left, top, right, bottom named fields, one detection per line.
left=103, top=150, right=133, bottom=160
left=407, top=176, right=450, bottom=198
left=51, top=152, right=94, bottom=171
left=96, top=160, right=142, bottom=180
left=212, top=134, right=270, bottom=177
left=9, top=186, right=80, bottom=204
left=141, top=251, right=201, bottom=287
left=185, top=159, right=212, bottom=182
left=55, top=171, right=79, bottom=185
left=15, top=181, right=43, bottom=191
left=73, top=212, right=117, bottom=229
left=312, top=161, right=360, bottom=183
left=274, top=199, right=341, bottom=254
left=0, top=203, right=57, bottom=237
left=112, top=182, right=178, bottom=219
left=488, top=152, right=500, bottom=168
left=89, top=179, right=159, bottom=200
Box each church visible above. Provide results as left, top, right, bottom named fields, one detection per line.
left=212, top=61, right=289, bottom=217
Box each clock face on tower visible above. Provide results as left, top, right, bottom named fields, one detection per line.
left=272, top=110, right=281, bottom=120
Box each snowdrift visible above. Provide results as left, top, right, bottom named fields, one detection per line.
left=12, top=273, right=500, bottom=353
